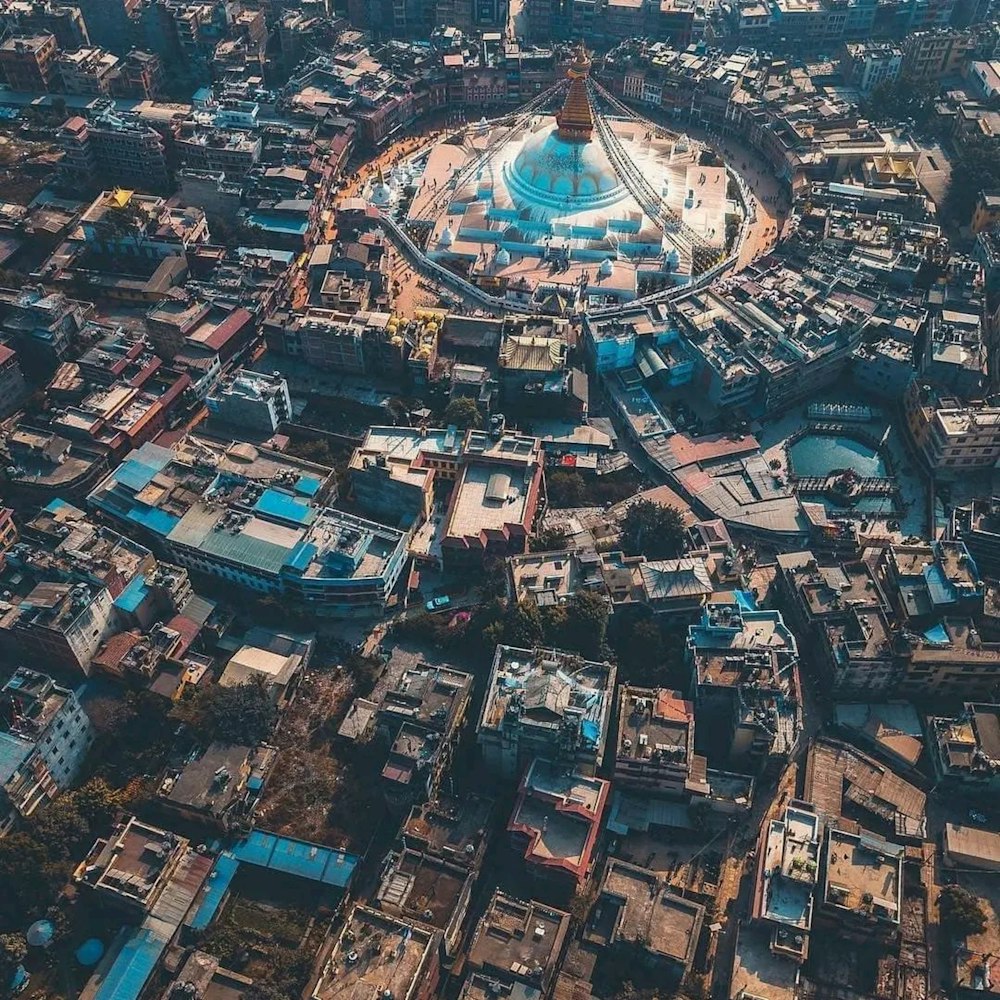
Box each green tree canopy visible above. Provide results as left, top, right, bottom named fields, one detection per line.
left=559, top=590, right=610, bottom=661
left=442, top=396, right=483, bottom=430
left=620, top=499, right=687, bottom=560
left=611, top=615, right=666, bottom=685
left=501, top=599, right=545, bottom=648
left=938, top=885, right=988, bottom=938
left=173, top=677, right=278, bottom=745
left=547, top=470, right=586, bottom=507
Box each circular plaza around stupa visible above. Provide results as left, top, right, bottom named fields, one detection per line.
left=365, top=45, right=748, bottom=313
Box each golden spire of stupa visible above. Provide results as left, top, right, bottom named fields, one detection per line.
left=556, top=42, right=594, bottom=143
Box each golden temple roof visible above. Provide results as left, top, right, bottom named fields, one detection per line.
left=556, top=42, right=594, bottom=143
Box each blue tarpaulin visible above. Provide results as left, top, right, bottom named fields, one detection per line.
left=581, top=720, right=601, bottom=746
left=923, top=622, right=950, bottom=645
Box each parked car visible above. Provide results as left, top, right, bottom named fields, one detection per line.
left=425, top=595, right=451, bottom=612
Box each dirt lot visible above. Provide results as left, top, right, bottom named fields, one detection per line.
left=255, top=665, right=385, bottom=851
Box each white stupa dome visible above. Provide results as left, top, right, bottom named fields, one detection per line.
left=370, top=180, right=393, bottom=206
left=495, top=247, right=511, bottom=266
left=598, top=258, right=614, bottom=278
left=438, top=225, right=454, bottom=248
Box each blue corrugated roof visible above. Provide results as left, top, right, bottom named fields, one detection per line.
left=116, top=459, right=161, bottom=493
left=126, top=507, right=180, bottom=537
left=294, top=476, right=322, bottom=497
left=44, top=497, right=73, bottom=514
left=230, top=831, right=359, bottom=888
left=92, top=928, right=167, bottom=1000
left=285, top=540, right=317, bottom=572
left=254, top=488, right=315, bottom=526
left=188, top=853, right=239, bottom=932
left=113, top=576, right=149, bottom=614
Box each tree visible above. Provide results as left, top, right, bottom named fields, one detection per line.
left=0, top=933, right=27, bottom=988
left=172, top=676, right=277, bottom=745
left=201, top=678, right=278, bottom=745
left=530, top=526, right=569, bottom=552
left=547, top=470, right=585, bottom=507
left=938, top=886, right=987, bottom=938
left=95, top=200, right=150, bottom=253
left=30, top=797, right=90, bottom=862
left=501, top=599, right=545, bottom=648
left=612, top=615, right=665, bottom=685
left=287, top=437, right=333, bottom=465
left=442, top=396, right=483, bottom=430
left=559, top=590, right=610, bottom=660
left=73, top=777, right=128, bottom=826
left=620, top=500, right=686, bottom=560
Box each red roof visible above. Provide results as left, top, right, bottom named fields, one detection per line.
left=201, top=307, right=254, bottom=351
left=93, top=631, right=142, bottom=672
left=0, top=344, right=15, bottom=366
left=165, top=614, right=201, bottom=658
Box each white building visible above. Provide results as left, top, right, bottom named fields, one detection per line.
left=842, top=42, right=903, bottom=93
left=207, top=369, right=292, bottom=433
left=0, top=668, right=95, bottom=832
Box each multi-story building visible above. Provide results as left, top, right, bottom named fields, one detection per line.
left=929, top=703, right=1000, bottom=794
left=440, top=430, right=544, bottom=568
left=950, top=497, right=1000, bottom=578
left=0, top=0, right=90, bottom=49
left=120, top=48, right=162, bottom=98
left=174, top=124, right=262, bottom=179
left=0, top=508, right=17, bottom=571
left=89, top=436, right=409, bottom=618
left=478, top=645, right=616, bottom=778
left=687, top=602, right=801, bottom=769
left=59, top=111, right=171, bottom=191
left=0, top=580, right=116, bottom=674
left=465, top=892, right=570, bottom=994
left=751, top=802, right=822, bottom=963
left=312, top=904, right=440, bottom=1000
left=74, top=816, right=192, bottom=913
left=904, top=383, right=1000, bottom=476
left=614, top=686, right=701, bottom=798
left=900, top=27, right=974, bottom=80
left=0, top=668, right=95, bottom=831
left=507, top=758, right=609, bottom=889
left=375, top=847, right=477, bottom=959
left=880, top=541, right=983, bottom=624
left=56, top=46, right=122, bottom=94
left=206, top=370, right=291, bottom=434
left=821, top=828, right=904, bottom=936
left=590, top=860, right=705, bottom=986
left=0, top=33, right=57, bottom=91
left=0, top=344, right=29, bottom=418
left=841, top=42, right=902, bottom=92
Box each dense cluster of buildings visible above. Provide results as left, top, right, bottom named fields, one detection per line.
left=0, top=0, right=999, bottom=997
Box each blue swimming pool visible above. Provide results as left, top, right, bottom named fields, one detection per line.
left=788, top=434, right=887, bottom=478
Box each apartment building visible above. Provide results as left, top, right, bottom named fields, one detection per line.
left=0, top=32, right=57, bottom=90
left=0, top=668, right=95, bottom=831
